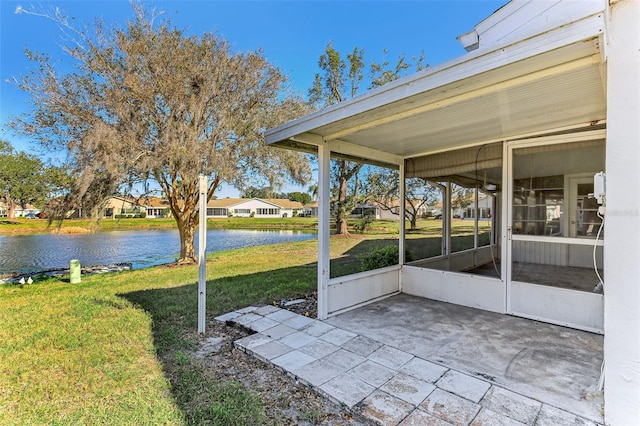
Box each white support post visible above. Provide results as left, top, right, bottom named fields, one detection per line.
left=197, top=175, right=207, bottom=334
left=473, top=188, right=479, bottom=248
left=317, top=143, right=331, bottom=320
left=399, top=162, right=406, bottom=265
left=445, top=182, right=452, bottom=256
left=604, top=1, right=640, bottom=424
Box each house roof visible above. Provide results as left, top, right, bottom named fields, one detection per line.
left=266, top=2, right=606, bottom=164
left=141, top=197, right=171, bottom=208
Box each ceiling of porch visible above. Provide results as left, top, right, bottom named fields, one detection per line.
left=267, top=37, right=607, bottom=161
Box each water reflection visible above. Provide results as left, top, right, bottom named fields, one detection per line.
left=0, top=229, right=316, bottom=275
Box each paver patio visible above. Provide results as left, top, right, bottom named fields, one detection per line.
left=215, top=294, right=603, bottom=425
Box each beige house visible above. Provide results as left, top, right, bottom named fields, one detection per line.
left=206, top=198, right=304, bottom=218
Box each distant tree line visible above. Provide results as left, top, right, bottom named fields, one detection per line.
left=0, top=139, right=71, bottom=219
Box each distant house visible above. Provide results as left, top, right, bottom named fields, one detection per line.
left=206, top=198, right=304, bottom=218
left=141, top=197, right=172, bottom=218
left=0, top=202, right=41, bottom=218
left=432, top=192, right=494, bottom=220
left=353, top=199, right=431, bottom=221
left=102, top=197, right=147, bottom=218
left=302, top=201, right=318, bottom=217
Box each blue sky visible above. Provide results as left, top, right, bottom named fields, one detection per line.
left=0, top=0, right=505, bottom=197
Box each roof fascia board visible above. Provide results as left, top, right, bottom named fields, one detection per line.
left=266, top=11, right=604, bottom=144
left=473, top=1, right=605, bottom=49
left=328, top=139, right=403, bottom=166
left=289, top=133, right=402, bottom=166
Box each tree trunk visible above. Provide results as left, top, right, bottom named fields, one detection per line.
left=335, top=175, right=350, bottom=235
left=410, top=213, right=418, bottom=230
left=7, top=201, right=17, bottom=219
left=176, top=214, right=198, bottom=264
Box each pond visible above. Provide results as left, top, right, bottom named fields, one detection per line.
left=0, top=229, right=316, bottom=275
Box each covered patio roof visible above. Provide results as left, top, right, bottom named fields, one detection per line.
left=266, top=11, right=606, bottom=161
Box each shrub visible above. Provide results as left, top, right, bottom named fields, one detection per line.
left=353, top=215, right=373, bottom=233
left=359, top=245, right=413, bottom=271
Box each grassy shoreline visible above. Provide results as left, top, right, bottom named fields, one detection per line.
left=0, top=216, right=321, bottom=235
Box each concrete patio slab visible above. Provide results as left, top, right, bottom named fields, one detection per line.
left=248, top=340, right=292, bottom=362
left=298, top=339, right=340, bottom=359
left=302, top=320, right=335, bottom=337
left=319, top=327, right=357, bottom=346
left=420, top=388, right=481, bottom=425
left=480, top=386, right=542, bottom=425
left=369, top=345, right=414, bottom=370
left=436, top=370, right=491, bottom=403
left=278, top=330, right=318, bottom=349
left=234, top=332, right=272, bottom=350
left=271, top=350, right=315, bottom=371
left=265, top=308, right=298, bottom=322
left=235, top=306, right=257, bottom=314
left=281, top=313, right=315, bottom=330
left=399, top=409, right=455, bottom=426
left=348, top=360, right=396, bottom=388
left=358, top=390, right=415, bottom=425
left=293, top=359, right=345, bottom=387
left=233, top=312, right=262, bottom=326
left=214, top=311, right=242, bottom=322
left=247, top=316, right=279, bottom=332
left=536, top=405, right=599, bottom=426
left=322, top=348, right=366, bottom=372
left=341, top=335, right=383, bottom=357
left=319, top=375, right=375, bottom=408
left=253, top=305, right=281, bottom=316
left=262, top=323, right=296, bottom=339
left=380, top=372, right=436, bottom=406
left=400, top=357, right=448, bottom=384
left=470, top=407, right=527, bottom=426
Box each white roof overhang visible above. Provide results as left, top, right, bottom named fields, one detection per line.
left=266, top=11, right=607, bottom=165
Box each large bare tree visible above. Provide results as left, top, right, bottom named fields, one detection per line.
left=11, top=4, right=310, bottom=263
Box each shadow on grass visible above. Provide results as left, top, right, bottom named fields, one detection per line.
left=120, top=263, right=322, bottom=425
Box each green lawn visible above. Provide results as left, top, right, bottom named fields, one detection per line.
left=0, top=236, right=387, bottom=425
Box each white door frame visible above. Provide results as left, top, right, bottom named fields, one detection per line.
left=502, top=130, right=605, bottom=333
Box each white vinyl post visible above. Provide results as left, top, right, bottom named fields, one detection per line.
left=197, top=175, right=208, bottom=334
left=317, top=142, right=331, bottom=320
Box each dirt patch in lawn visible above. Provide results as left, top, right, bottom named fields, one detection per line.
left=187, top=294, right=375, bottom=425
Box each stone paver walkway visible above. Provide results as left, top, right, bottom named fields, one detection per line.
left=215, top=306, right=601, bottom=426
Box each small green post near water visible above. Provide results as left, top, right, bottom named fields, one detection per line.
left=70, top=259, right=81, bottom=284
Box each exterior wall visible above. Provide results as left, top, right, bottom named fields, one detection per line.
left=402, top=264, right=505, bottom=313
left=229, top=199, right=281, bottom=217
left=103, top=197, right=145, bottom=218
left=327, top=266, right=400, bottom=316
left=604, top=1, right=640, bottom=424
